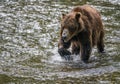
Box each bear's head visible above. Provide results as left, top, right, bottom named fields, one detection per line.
left=60, top=12, right=84, bottom=42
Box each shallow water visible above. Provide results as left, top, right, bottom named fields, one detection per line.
left=0, top=0, right=120, bottom=84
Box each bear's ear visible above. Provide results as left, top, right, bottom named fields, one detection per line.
left=62, top=13, right=66, bottom=19
left=75, top=12, right=81, bottom=21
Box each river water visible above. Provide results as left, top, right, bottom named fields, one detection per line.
left=0, top=0, right=120, bottom=84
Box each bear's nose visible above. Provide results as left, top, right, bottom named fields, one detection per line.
left=62, top=36, right=67, bottom=40
left=62, top=32, right=67, bottom=40
left=62, top=29, right=68, bottom=40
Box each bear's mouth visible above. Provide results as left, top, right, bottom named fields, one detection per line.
left=62, top=33, right=75, bottom=42
left=62, top=28, right=81, bottom=42
left=62, top=37, right=69, bottom=42
left=63, top=39, right=69, bottom=42
left=63, top=31, right=78, bottom=42
left=62, top=36, right=73, bottom=42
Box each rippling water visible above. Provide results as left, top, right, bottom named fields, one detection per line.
left=0, top=0, right=120, bottom=84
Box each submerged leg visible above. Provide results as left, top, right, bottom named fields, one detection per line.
left=97, top=31, right=105, bottom=53
left=58, top=39, right=72, bottom=60
left=58, top=48, right=72, bottom=60
left=81, top=41, right=92, bottom=63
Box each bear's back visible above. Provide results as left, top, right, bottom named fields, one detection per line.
left=71, top=5, right=103, bottom=30
left=72, top=5, right=101, bottom=18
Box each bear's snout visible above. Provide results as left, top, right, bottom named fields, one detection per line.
left=62, top=36, right=67, bottom=41
left=62, top=29, right=69, bottom=41
left=62, top=33, right=67, bottom=41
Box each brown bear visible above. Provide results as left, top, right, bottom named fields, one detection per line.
left=58, top=5, right=105, bottom=63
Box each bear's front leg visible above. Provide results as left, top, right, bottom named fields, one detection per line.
left=58, top=48, right=72, bottom=60
left=81, top=42, right=92, bottom=63
left=58, top=39, right=72, bottom=60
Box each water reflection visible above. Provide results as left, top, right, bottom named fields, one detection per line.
left=0, top=0, right=120, bottom=83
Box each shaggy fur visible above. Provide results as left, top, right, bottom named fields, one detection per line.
left=58, top=5, right=105, bottom=63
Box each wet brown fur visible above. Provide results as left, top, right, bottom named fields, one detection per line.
left=58, top=5, right=105, bottom=63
